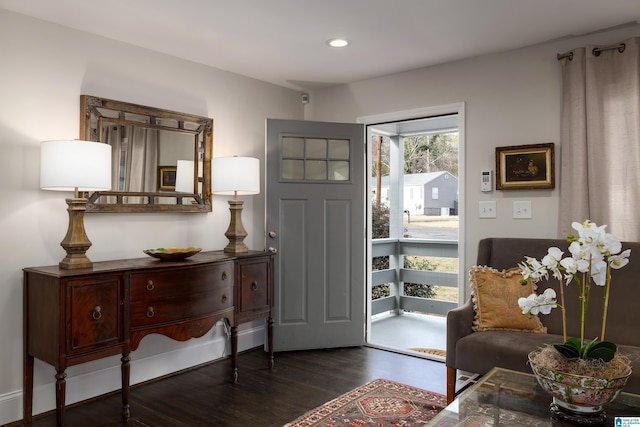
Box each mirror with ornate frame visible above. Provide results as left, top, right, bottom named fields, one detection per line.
left=80, top=95, right=213, bottom=213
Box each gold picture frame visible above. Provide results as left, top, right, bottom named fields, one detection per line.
left=495, top=143, right=555, bottom=190
left=158, top=166, right=177, bottom=191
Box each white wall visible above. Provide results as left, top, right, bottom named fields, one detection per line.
left=305, top=24, right=640, bottom=300
left=0, top=9, right=303, bottom=424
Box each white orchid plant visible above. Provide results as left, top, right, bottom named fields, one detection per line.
left=518, top=220, right=631, bottom=361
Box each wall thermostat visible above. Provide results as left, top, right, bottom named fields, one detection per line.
left=481, top=170, right=493, bottom=192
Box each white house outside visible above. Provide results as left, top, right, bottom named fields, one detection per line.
left=373, top=172, right=458, bottom=216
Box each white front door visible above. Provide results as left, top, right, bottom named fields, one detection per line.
left=266, top=119, right=365, bottom=351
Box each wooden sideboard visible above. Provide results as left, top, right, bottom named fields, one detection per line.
left=23, top=250, right=274, bottom=426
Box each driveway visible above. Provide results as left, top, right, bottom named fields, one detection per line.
left=404, top=215, right=459, bottom=240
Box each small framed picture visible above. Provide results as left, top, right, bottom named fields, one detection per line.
left=158, top=166, right=177, bottom=191
left=495, top=143, right=555, bottom=190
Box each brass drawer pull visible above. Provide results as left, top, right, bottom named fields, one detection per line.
left=251, top=281, right=258, bottom=291
left=221, top=271, right=227, bottom=280
left=92, top=306, right=102, bottom=321
left=146, top=280, right=154, bottom=291
left=146, top=307, right=155, bottom=318
left=221, top=294, right=228, bottom=303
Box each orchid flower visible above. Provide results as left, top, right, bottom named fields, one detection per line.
left=542, top=247, right=563, bottom=280
left=600, top=233, right=622, bottom=256
left=559, top=257, right=581, bottom=284
left=518, top=220, right=631, bottom=360
left=519, top=259, right=545, bottom=282
left=590, top=259, right=608, bottom=286
left=609, top=249, right=631, bottom=269
left=518, top=288, right=557, bottom=316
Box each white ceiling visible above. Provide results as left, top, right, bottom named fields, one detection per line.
left=2, top=0, right=639, bottom=90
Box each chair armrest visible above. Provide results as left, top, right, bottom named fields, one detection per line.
left=446, top=299, right=475, bottom=368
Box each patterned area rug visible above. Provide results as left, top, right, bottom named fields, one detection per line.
left=408, top=348, right=446, bottom=357
left=283, top=378, right=447, bottom=426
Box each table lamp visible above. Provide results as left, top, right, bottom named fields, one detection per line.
left=40, top=140, right=112, bottom=269
left=212, top=156, right=260, bottom=254
left=175, top=160, right=195, bottom=193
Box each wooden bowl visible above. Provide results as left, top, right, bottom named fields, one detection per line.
left=143, top=247, right=202, bottom=261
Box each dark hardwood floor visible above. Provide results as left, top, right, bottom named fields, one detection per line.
left=21, top=346, right=447, bottom=427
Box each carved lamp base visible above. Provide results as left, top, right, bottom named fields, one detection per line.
left=223, top=199, right=249, bottom=254
left=59, top=197, right=93, bottom=269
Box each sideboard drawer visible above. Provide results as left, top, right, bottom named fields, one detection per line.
left=130, top=286, right=233, bottom=328
left=66, top=275, right=124, bottom=355
left=130, top=262, right=233, bottom=303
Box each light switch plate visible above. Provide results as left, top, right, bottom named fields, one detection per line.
left=479, top=201, right=496, bottom=218
left=513, top=201, right=532, bottom=219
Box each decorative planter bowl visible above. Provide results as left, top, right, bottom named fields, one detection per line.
left=528, top=349, right=631, bottom=425
left=143, top=247, right=202, bottom=261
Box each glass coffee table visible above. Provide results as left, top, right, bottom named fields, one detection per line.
left=428, top=367, right=640, bottom=426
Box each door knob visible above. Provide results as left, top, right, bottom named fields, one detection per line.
left=268, top=247, right=278, bottom=254
left=268, top=231, right=277, bottom=238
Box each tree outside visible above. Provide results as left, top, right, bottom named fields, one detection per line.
left=372, top=133, right=459, bottom=178
left=403, top=133, right=458, bottom=175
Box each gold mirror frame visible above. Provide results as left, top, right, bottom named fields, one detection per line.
left=80, top=95, right=213, bottom=213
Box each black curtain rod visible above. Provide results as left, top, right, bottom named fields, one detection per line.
left=557, top=43, right=626, bottom=61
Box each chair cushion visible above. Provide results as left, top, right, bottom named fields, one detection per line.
left=456, top=330, right=561, bottom=375
left=469, top=265, right=546, bottom=333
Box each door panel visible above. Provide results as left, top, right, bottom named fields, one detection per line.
left=280, top=199, right=307, bottom=324
left=266, top=119, right=365, bottom=351
left=326, top=199, right=352, bottom=321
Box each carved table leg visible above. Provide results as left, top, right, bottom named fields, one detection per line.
left=24, top=354, right=34, bottom=424
left=121, top=353, right=131, bottom=421
left=267, top=316, right=274, bottom=369
left=55, top=370, right=67, bottom=427
left=231, top=325, right=238, bottom=383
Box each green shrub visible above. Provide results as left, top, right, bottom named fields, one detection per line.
left=372, top=203, right=389, bottom=239
left=372, top=284, right=390, bottom=299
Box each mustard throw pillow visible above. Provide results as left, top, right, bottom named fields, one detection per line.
left=469, top=265, right=546, bottom=333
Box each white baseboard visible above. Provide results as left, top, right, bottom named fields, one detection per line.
left=0, top=323, right=264, bottom=426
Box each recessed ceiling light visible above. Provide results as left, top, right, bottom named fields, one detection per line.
left=327, top=38, right=350, bottom=48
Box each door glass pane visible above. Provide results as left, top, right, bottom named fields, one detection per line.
left=328, top=139, right=349, bottom=159
left=282, top=159, right=304, bottom=180
left=282, top=137, right=304, bottom=158
left=306, top=139, right=327, bottom=159
left=329, top=161, right=349, bottom=180
left=305, top=160, right=326, bottom=180
left=281, top=136, right=352, bottom=182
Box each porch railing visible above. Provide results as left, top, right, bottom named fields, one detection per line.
left=371, top=238, right=458, bottom=316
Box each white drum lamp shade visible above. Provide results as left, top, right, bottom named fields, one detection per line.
left=175, top=160, right=195, bottom=193
left=212, top=156, right=260, bottom=196
left=40, top=140, right=112, bottom=192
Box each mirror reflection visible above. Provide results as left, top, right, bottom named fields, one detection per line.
left=80, top=95, right=213, bottom=213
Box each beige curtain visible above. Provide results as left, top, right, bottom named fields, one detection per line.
left=125, top=126, right=158, bottom=194
left=103, top=125, right=159, bottom=203
left=558, top=37, right=640, bottom=240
